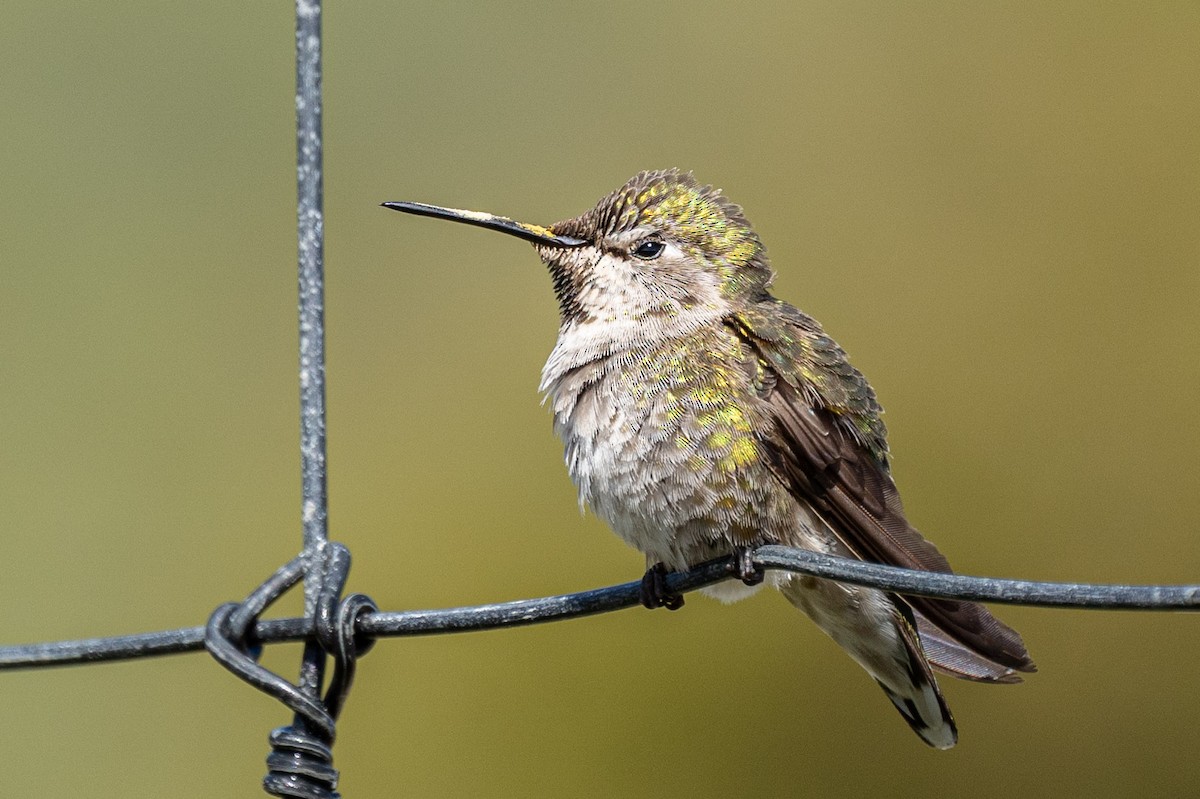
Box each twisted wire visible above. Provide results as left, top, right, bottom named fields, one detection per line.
left=3, top=546, right=1195, bottom=673
left=203, top=543, right=376, bottom=799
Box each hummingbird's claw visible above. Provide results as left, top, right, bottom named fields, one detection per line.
left=640, top=563, right=685, bottom=611
left=731, top=546, right=765, bottom=586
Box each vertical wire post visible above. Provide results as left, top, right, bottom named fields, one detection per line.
left=294, top=0, right=328, bottom=705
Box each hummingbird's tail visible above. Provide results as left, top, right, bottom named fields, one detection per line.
left=778, top=573, right=958, bottom=749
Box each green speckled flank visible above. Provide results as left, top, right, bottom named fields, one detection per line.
left=619, top=328, right=762, bottom=477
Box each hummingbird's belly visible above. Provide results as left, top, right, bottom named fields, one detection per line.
left=546, top=342, right=809, bottom=572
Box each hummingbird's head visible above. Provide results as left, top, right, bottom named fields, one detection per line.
left=384, top=169, right=772, bottom=334
left=543, top=169, right=772, bottom=324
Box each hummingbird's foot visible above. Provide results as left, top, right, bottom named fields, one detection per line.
left=730, top=546, right=765, bottom=586
left=640, top=563, right=685, bottom=611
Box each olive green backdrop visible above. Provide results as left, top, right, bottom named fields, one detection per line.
left=3, top=3, right=1197, bottom=797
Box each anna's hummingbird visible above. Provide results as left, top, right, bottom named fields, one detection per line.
left=384, top=169, right=1034, bottom=748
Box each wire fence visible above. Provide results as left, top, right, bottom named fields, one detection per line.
left=2, top=3, right=1197, bottom=798
left=3, top=545, right=1197, bottom=672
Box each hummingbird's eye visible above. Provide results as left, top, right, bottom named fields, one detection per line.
left=631, top=238, right=665, bottom=260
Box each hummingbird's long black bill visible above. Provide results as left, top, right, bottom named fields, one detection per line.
left=382, top=201, right=587, bottom=248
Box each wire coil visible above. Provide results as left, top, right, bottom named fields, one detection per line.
left=204, top=543, right=377, bottom=799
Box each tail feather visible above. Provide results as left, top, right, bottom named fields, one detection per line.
left=779, top=574, right=957, bottom=749
left=887, top=605, right=958, bottom=749
left=876, top=679, right=957, bottom=750
left=915, top=611, right=1027, bottom=684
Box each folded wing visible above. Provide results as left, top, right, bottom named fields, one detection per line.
left=728, top=307, right=1036, bottom=677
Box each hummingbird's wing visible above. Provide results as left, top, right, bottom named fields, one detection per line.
left=914, top=612, right=1026, bottom=683
left=729, top=302, right=1036, bottom=677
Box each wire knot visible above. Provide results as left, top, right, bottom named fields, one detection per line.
left=205, top=542, right=377, bottom=799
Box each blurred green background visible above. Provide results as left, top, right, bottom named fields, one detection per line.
left=3, top=3, right=1198, bottom=797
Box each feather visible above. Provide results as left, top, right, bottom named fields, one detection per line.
left=726, top=308, right=1036, bottom=676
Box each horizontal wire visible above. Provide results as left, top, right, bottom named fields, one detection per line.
left=2, top=546, right=1195, bottom=671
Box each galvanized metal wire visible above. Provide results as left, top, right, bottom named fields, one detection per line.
left=2, top=546, right=1196, bottom=672
left=2, top=1, right=1197, bottom=797
left=266, top=1, right=338, bottom=795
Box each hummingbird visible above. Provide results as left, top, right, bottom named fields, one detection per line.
left=384, top=169, right=1034, bottom=748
